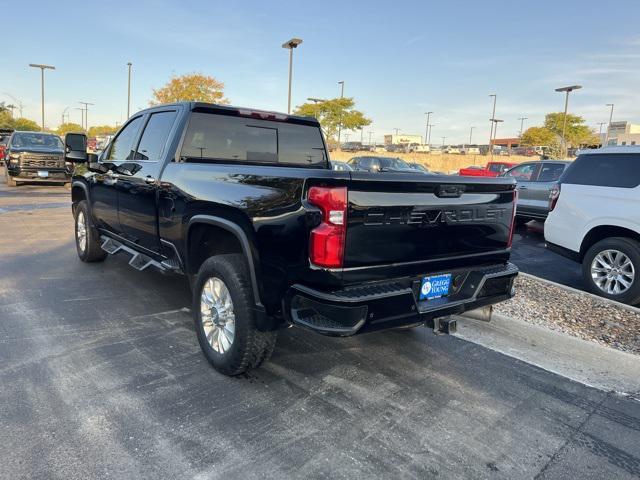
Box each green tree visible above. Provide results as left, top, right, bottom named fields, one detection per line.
left=293, top=97, right=371, bottom=144
left=12, top=118, right=40, bottom=131
left=56, top=122, right=85, bottom=136
left=544, top=112, right=596, bottom=147
left=520, top=126, right=557, bottom=146
left=0, top=110, right=13, bottom=129
left=88, top=125, right=118, bottom=137
left=151, top=73, right=229, bottom=105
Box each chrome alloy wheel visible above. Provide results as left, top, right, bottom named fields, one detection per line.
left=76, top=210, right=87, bottom=252
left=591, top=249, right=635, bottom=295
left=200, top=277, right=236, bottom=354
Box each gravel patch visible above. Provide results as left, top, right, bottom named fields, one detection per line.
left=495, top=275, right=640, bottom=355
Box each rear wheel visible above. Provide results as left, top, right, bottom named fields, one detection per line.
left=582, top=237, right=640, bottom=305
left=74, top=200, right=107, bottom=262
left=193, top=254, right=277, bottom=376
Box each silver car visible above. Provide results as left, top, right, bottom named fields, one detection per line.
left=502, top=160, right=571, bottom=223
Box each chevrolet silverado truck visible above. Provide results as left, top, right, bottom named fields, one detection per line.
left=64, top=102, right=519, bottom=376
left=459, top=161, right=517, bottom=177
left=4, top=131, right=71, bottom=187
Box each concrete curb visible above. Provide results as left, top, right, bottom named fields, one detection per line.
left=455, top=312, right=640, bottom=398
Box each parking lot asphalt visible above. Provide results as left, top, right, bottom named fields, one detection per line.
left=510, top=222, right=584, bottom=291
left=1, top=175, right=639, bottom=479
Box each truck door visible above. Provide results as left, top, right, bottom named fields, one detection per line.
left=116, top=110, right=178, bottom=253
left=92, top=115, right=144, bottom=234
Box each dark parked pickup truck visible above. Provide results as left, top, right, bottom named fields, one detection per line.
left=65, top=102, right=518, bottom=376
left=4, top=131, right=71, bottom=186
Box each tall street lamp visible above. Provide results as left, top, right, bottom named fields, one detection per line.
left=604, top=103, right=614, bottom=145
left=597, top=122, right=606, bottom=145
left=79, top=101, right=94, bottom=130
left=468, top=126, right=475, bottom=146
left=424, top=111, right=433, bottom=145
left=428, top=124, right=435, bottom=145
left=127, top=62, right=133, bottom=118
left=337, top=80, right=345, bottom=146
left=307, top=97, right=327, bottom=120
left=441, top=136, right=447, bottom=147
left=282, top=38, right=303, bottom=115
left=555, top=85, right=582, bottom=155
left=29, top=63, right=55, bottom=131
left=490, top=118, right=504, bottom=154
left=488, top=94, right=497, bottom=156
left=61, top=106, right=70, bottom=126
left=518, top=117, right=528, bottom=137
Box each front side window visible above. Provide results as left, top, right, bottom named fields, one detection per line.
left=537, top=163, right=566, bottom=182
left=134, top=111, right=177, bottom=161
left=561, top=153, right=640, bottom=188
left=108, top=116, right=143, bottom=161
left=180, top=113, right=326, bottom=166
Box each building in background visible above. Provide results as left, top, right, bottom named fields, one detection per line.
left=490, top=137, right=520, bottom=149
left=606, top=121, right=640, bottom=146
left=384, top=134, right=422, bottom=145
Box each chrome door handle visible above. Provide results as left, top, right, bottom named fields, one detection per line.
left=144, top=175, right=156, bottom=184
left=518, top=185, right=527, bottom=189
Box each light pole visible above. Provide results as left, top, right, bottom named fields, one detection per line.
left=75, top=108, right=85, bottom=130
left=604, top=103, right=614, bottom=145
left=29, top=63, right=55, bottom=131
left=518, top=117, right=528, bottom=137
left=127, top=62, right=132, bottom=118
left=337, top=80, right=345, bottom=146
left=441, top=136, right=446, bottom=147
left=555, top=85, right=582, bottom=156
left=3, top=93, right=24, bottom=117
left=490, top=119, right=504, bottom=153
left=597, top=122, right=606, bottom=145
left=393, top=128, right=401, bottom=136
left=428, top=124, right=435, bottom=145
left=61, top=106, right=70, bottom=126
left=307, top=97, right=327, bottom=119
left=468, top=126, right=475, bottom=146
left=424, top=111, right=432, bottom=145
left=282, top=38, right=303, bottom=114
left=79, top=101, right=94, bottom=130
left=488, top=93, right=497, bottom=157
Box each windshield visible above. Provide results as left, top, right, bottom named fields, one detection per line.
left=379, top=157, right=410, bottom=170
left=11, top=133, right=63, bottom=150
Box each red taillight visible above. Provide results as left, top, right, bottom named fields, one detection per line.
left=308, top=186, right=347, bottom=268
left=507, top=189, right=518, bottom=248
left=549, top=183, right=561, bottom=212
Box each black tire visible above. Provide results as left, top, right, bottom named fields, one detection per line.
left=74, top=200, right=107, bottom=262
left=582, top=237, right=640, bottom=305
left=193, top=254, right=277, bottom=376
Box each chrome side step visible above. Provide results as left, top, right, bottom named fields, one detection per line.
left=100, top=236, right=169, bottom=272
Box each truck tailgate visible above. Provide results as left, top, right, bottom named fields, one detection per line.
left=344, top=172, right=516, bottom=269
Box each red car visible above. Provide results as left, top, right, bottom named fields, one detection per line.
left=459, top=161, right=518, bottom=177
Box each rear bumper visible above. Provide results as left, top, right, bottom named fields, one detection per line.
left=284, top=262, right=518, bottom=336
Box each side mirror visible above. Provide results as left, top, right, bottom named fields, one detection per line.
left=64, top=133, right=88, bottom=163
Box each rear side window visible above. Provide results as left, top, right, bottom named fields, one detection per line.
left=135, top=111, right=177, bottom=161
left=537, top=163, right=566, bottom=182
left=180, top=113, right=326, bottom=166
left=561, top=153, right=640, bottom=188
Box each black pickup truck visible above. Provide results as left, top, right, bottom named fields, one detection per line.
left=64, top=102, right=518, bottom=376
left=4, top=131, right=71, bottom=186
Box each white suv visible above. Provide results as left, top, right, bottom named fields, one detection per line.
left=545, top=147, right=640, bottom=305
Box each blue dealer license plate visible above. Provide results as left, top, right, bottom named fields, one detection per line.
left=419, top=274, right=452, bottom=301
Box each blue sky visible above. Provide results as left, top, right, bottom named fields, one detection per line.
left=4, top=0, right=640, bottom=143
